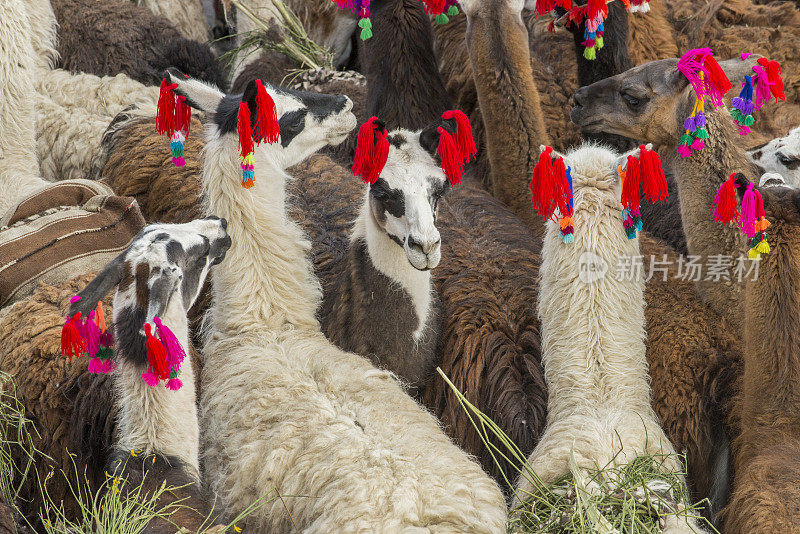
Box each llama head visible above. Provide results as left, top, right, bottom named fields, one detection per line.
left=68, top=218, right=231, bottom=365
left=747, top=127, right=800, bottom=186
left=165, top=69, right=356, bottom=170
left=571, top=55, right=760, bottom=146
left=363, top=124, right=456, bottom=271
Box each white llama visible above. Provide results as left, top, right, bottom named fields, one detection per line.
left=515, top=144, right=704, bottom=534
left=167, top=71, right=507, bottom=532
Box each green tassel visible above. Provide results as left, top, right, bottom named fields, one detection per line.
left=358, top=18, right=372, bottom=40
left=435, top=13, right=449, bottom=24
left=729, top=109, right=743, bottom=122
left=360, top=27, right=372, bottom=39
left=743, top=115, right=755, bottom=126
left=695, top=127, right=709, bottom=139
left=596, top=36, right=604, bottom=49
left=447, top=5, right=458, bottom=16
left=679, top=134, right=693, bottom=145
left=583, top=46, right=596, bottom=60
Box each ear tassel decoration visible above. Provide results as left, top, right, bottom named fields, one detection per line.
left=712, top=175, right=770, bottom=259
left=620, top=155, right=642, bottom=239
left=156, top=78, right=193, bottom=167
left=441, top=110, right=477, bottom=162
left=61, top=297, right=115, bottom=373
left=639, top=145, right=668, bottom=204
left=676, top=48, right=731, bottom=156
left=420, top=0, right=458, bottom=24
left=730, top=76, right=755, bottom=136
left=142, top=323, right=170, bottom=387
left=438, top=128, right=464, bottom=185
left=332, top=0, right=373, bottom=39
left=154, top=317, right=186, bottom=391
left=352, top=117, right=390, bottom=185
left=254, top=80, right=280, bottom=144
left=530, top=146, right=573, bottom=243
left=629, top=0, right=651, bottom=13
left=238, top=102, right=256, bottom=189
left=757, top=57, right=785, bottom=101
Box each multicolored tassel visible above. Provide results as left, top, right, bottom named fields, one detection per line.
left=628, top=0, right=651, bottom=13
left=238, top=102, right=255, bottom=189
left=712, top=174, right=770, bottom=259
left=678, top=91, right=708, bottom=157
left=142, top=323, right=170, bottom=387
left=756, top=57, right=785, bottom=101
left=332, top=0, right=373, bottom=39
left=620, top=155, right=641, bottom=239
left=61, top=297, right=115, bottom=373
left=155, top=317, right=186, bottom=391
left=351, top=117, right=390, bottom=185
left=156, top=78, right=193, bottom=167
left=420, top=0, right=458, bottom=24
left=730, top=75, right=755, bottom=136
left=530, top=146, right=573, bottom=243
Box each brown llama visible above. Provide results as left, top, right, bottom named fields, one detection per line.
left=721, top=174, right=800, bottom=533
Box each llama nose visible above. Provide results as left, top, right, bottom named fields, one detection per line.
left=408, top=236, right=440, bottom=255
left=573, top=87, right=588, bottom=108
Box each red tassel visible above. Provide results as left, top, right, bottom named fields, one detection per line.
left=175, top=96, right=191, bottom=136
left=442, top=110, right=477, bottom=162
left=254, top=80, right=280, bottom=144
left=144, top=323, right=170, bottom=381
left=238, top=102, right=254, bottom=159
left=757, top=58, right=785, bottom=101
left=421, top=0, right=446, bottom=15
left=531, top=147, right=556, bottom=219
left=551, top=156, right=571, bottom=217
left=588, top=0, right=608, bottom=19
left=61, top=313, right=86, bottom=360
left=712, top=173, right=740, bottom=224
left=639, top=145, right=668, bottom=204
left=155, top=79, right=177, bottom=136
left=536, top=0, right=555, bottom=14
left=702, top=55, right=732, bottom=96
left=438, top=128, right=464, bottom=185
left=352, top=117, right=389, bottom=184
left=621, top=155, right=641, bottom=211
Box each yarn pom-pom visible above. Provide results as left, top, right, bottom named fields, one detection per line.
left=712, top=173, right=740, bottom=224
left=61, top=313, right=85, bottom=360
left=690, top=138, right=705, bottom=151
left=677, top=145, right=691, bottom=158
left=166, top=378, right=183, bottom=391
left=141, top=371, right=159, bottom=387
left=87, top=357, right=111, bottom=374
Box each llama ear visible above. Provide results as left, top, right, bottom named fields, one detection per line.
left=165, top=68, right=225, bottom=113
left=613, top=143, right=651, bottom=172
left=665, top=60, right=691, bottom=93
left=540, top=145, right=567, bottom=162
left=143, top=266, right=182, bottom=327
left=69, top=253, right=126, bottom=317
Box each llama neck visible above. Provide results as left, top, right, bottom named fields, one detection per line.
left=463, top=1, right=549, bottom=235
left=538, top=202, right=651, bottom=421
left=664, top=101, right=756, bottom=331
left=202, top=135, right=321, bottom=334
left=742, top=221, right=800, bottom=428
left=365, top=0, right=451, bottom=128
left=113, top=297, right=199, bottom=475
left=353, top=197, right=434, bottom=342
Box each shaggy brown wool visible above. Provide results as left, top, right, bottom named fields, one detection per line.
left=51, top=0, right=226, bottom=88
left=722, top=183, right=800, bottom=532
left=0, top=274, right=211, bottom=531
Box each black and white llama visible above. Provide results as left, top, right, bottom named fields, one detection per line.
left=61, top=218, right=231, bottom=532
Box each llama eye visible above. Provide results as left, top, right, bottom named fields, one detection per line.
left=621, top=92, right=644, bottom=109
left=777, top=153, right=794, bottom=166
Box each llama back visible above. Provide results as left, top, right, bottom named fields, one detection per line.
left=538, top=145, right=651, bottom=421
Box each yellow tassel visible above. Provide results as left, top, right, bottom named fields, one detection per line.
left=748, top=248, right=762, bottom=260
left=755, top=239, right=771, bottom=254
left=241, top=153, right=255, bottom=166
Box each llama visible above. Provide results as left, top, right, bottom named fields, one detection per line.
left=717, top=174, right=800, bottom=533
left=50, top=0, right=226, bottom=88
left=747, top=125, right=800, bottom=187
left=319, top=121, right=458, bottom=391
left=571, top=53, right=767, bottom=332
left=514, top=144, right=702, bottom=534
left=65, top=218, right=231, bottom=533
left=167, top=71, right=507, bottom=531
left=0, top=0, right=48, bottom=216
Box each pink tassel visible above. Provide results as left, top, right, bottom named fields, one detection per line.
left=101, top=359, right=116, bottom=373
left=84, top=310, right=102, bottom=358
left=752, top=65, right=772, bottom=110
left=690, top=138, right=705, bottom=151
left=87, top=357, right=104, bottom=374
left=677, top=145, right=691, bottom=158
left=154, top=317, right=186, bottom=369
left=166, top=378, right=183, bottom=391
left=741, top=183, right=757, bottom=238
left=141, top=371, right=159, bottom=387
